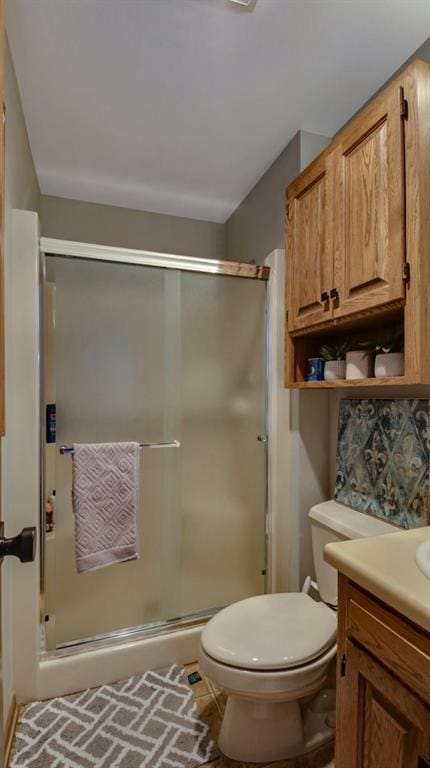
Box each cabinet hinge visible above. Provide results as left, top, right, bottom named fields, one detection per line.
left=340, top=653, right=346, bottom=677
left=402, top=261, right=411, bottom=284
left=400, top=95, right=409, bottom=121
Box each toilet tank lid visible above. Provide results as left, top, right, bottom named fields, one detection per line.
left=309, top=500, right=398, bottom=540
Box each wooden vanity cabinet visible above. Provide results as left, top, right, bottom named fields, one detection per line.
left=335, top=576, right=430, bottom=768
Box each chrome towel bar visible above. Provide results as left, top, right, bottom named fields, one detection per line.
left=59, top=440, right=180, bottom=455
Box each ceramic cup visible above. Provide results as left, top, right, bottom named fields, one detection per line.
left=307, top=357, right=325, bottom=381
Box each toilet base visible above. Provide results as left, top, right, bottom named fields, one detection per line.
left=217, top=690, right=336, bottom=764
left=218, top=696, right=304, bottom=763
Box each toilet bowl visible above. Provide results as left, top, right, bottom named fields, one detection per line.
left=199, top=500, right=399, bottom=763
left=199, top=592, right=337, bottom=763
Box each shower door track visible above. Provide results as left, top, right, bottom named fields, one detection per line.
left=43, top=606, right=223, bottom=659
left=39, top=238, right=270, bottom=656
left=40, top=238, right=270, bottom=280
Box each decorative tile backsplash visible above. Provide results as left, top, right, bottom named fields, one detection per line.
left=334, top=399, right=430, bottom=529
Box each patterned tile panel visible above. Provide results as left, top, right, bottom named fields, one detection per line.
left=334, top=399, right=430, bottom=528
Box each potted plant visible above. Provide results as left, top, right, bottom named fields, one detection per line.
left=320, top=340, right=350, bottom=380
left=346, top=347, right=373, bottom=379
left=361, top=329, right=404, bottom=377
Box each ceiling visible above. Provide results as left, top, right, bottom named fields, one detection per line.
left=7, top=0, right=430, bottom=223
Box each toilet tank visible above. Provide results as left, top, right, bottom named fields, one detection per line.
left=309, top=501, right=398, bottom=606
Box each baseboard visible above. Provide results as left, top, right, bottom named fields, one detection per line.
left=4, top=695, right=19, bottom=768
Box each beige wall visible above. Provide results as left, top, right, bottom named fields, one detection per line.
left=40, top=195, right=225, bottom=260
left=225, top=130, right=332, bottom=588
left=225, top=130, right=329, bottom=265
left=2, top=38, right=40, bottom=725
left=4, top=41, right=39, bottom=213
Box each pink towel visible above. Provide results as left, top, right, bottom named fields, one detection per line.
left=72, top=442, right=139, bottom=573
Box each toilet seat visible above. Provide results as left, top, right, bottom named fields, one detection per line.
left=199, top=642, right=337, bottom=701
left=201, top=592, right=337, bottom=671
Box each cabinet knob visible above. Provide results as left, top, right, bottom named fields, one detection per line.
left=320, top=291, right=329, bottom=303
left=330, top=288, right=339, bottom=300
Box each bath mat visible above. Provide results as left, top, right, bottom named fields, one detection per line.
left=10, top=665, right=219, bottom=768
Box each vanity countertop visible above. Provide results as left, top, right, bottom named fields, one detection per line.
left=324, top=526, right=430, bottom=633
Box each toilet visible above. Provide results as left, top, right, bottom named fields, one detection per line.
left=199, top=500, right=398, bottom=763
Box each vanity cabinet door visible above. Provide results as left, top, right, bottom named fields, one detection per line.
left=332, top=83, right=406, bottom=319
left=336, top=639, right=430, bottom=768
left=286, top=152, right=334, bottom=332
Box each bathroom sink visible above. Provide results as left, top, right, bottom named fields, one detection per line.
left=415, top=539, right=430, bottom=581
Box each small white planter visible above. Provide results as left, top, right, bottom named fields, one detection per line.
left=374, top=351, right=404, bottom=377
left=324, top=360, right=346, bottom=381
left=346, top=350, right=372, bottom=380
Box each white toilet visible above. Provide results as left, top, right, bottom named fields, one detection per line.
left=199, top=500, right=398, bottom=763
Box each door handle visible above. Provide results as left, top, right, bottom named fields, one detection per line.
left=0, top=525, right=37, bottom=563
left=418, top=756, right=430, bottom=767
left=329, top=288, right=339, bottom=300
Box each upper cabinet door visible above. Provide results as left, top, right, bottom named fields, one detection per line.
left=286, top=154, right=333, bottom=332
left=333, top=85, right=406, bottom=318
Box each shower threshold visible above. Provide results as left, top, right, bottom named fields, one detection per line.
left=47, top=605, right=225, bottom=658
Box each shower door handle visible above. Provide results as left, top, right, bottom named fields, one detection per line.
left=0, top=523, right=37, bottom=563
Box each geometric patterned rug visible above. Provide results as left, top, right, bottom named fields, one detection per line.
left=10, top=665, right=219, bottom=768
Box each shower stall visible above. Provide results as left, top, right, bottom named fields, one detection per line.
left=40, top=241, right=269, bottom=654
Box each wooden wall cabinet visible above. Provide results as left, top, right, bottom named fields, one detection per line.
left=285, top=59, right=430, bottom=388
left=332, top=84, right=406, bottom=319
left=336, top=576, right=430, bottom=768
left=286, top=153, right=333, bottom=331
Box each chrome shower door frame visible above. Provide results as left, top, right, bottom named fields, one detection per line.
left=39, top=238, right=270, bottom=656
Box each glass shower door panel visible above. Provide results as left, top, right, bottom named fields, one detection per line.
left=179, top=273, right=266, bottom=615
left=45, top=255, right=266, bottom=649
left=50, top=257, right=178, bottom=647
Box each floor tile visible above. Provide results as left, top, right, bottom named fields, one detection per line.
left=211, top=688, right=227, bottom=716
left=295, top=742, right=335, bottom=768
left=265, top=752, right=334, bottom=768
left=185, top=661, right=211, bottom=698
left=195, top=693, right=222, bottom=742
left=208, top=757, right=255, bottom=767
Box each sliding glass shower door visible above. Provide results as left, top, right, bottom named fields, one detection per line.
left=43, top=254, right=267, bottom=650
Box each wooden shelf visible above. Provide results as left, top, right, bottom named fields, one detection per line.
left=285, top=310, right=408, bottom=388
left=292, top=376, right=409, bottom=389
